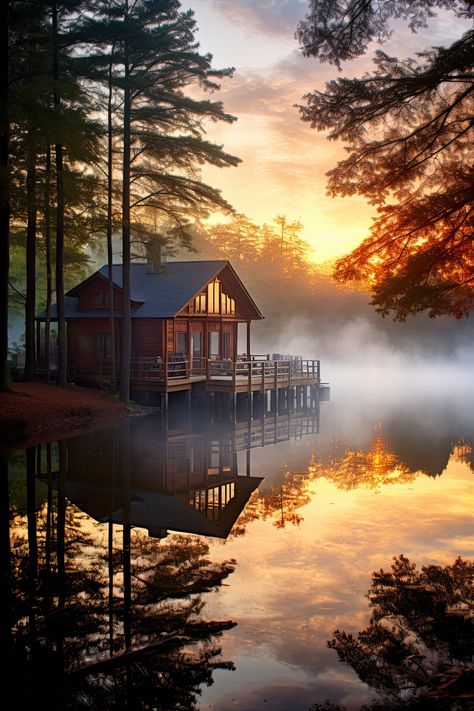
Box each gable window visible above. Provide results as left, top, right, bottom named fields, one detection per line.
left=93, top=291, right=109, bottom=308
left=207, top=279, right=221, bottom=314
left=221, top=293, right=235, bottom=315
left=194, top=279, right=236, bottom=315
left=194, top=292, right=206, bottom=313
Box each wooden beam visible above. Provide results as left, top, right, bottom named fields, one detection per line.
left=246, top=321, right=251, bottom=358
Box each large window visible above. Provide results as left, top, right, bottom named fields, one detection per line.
left=194, top=280, right=235, bottom=315
left=207, top=279, right=220, bottom=314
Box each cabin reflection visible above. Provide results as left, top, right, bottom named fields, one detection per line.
left=37, top=407, right=320, bottom=540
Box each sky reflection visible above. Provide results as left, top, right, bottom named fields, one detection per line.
left=4, top=381, right=474, bottom=710
left=201, top=392, right=474, bottom=710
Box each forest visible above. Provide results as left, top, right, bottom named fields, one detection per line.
left=2, top=0, right=473, bottom=400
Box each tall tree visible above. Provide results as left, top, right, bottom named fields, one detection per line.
left=0, top=0, right=10, bottom=392
left=52, top=0, right=67, bottom=387
left=297, top=1, right=474, bottom=320
left=92, top=0, right=241, bottom=401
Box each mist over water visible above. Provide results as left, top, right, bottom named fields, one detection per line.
left=254, top=314, right=474, bottom=447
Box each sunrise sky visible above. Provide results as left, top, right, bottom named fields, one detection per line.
left=184, top=0, right=469, bottom=263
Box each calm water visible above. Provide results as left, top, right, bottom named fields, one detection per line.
left=2, top=378, right=474, bottom=710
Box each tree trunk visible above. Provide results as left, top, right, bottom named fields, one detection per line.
left=52, top=1, right=67, bottom=388
left=120, top=2, right=131, bottom=401
left=26, top=447, right=38, bottom=639
left=108, top=49, right=116, bottom=390
left=24, top=139, right=37, bottom=381
left=0, top=0, right=10, bottom=392
left=0, top=451, right=12, bottom=649
left=44, top=145, right=52, bottom=382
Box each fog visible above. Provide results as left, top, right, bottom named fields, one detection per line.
left=252, top=314, right=474, bottom=450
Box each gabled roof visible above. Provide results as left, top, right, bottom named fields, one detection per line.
left=36, top=260, right=264, bottom=319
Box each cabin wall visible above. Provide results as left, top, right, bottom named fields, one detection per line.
left=68, top=315, right=239, bottom=369
left=76, top=275, right=123, bottom=312
left=173, top=318, right=237, bottom=359
left=68, top=318, right=120, bottom=377
left=131, top=319, right=163, bottom=358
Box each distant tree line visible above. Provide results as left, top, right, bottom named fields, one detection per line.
left=1, top=0, right=239, bottom=397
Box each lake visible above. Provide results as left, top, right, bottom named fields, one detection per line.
left=2, top=372, right=474, bottom=710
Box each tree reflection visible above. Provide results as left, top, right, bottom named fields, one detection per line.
left=311, top=555, right=474, bottom=711
left=309, top=433, right=420, bottom=491
left=233, top=432, right=424, bottom=537
left=2, top=450, right=237, bottom=710
left=231, top=468, right=312, bottom=536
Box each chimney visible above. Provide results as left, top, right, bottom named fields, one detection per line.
left=146, top=241, right=167, bottom=273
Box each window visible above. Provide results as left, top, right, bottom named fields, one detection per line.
left=208, top=332, right=219, bottom=358
left=220, top=290, right=236, bottom=315
left=194, top=292, right=206, bottom=313
left=194, top=282, right=235, bottom=314
left=93, top=291, right=108, bottom=307
left=192, top=332, right=202, bottom=357
left=222, top=331, right=231, bottom=358
left=176, top=332, right=187, bottom=356
left=96, top=333, right=112, bottom=359
left=207, top=279, right=221, bottom=314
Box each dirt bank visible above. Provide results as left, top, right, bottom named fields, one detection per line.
left=0, top=382, right=139, bottom=449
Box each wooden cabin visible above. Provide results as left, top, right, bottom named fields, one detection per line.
left=36, top=259, right=326, bottom=408
left=36, top=260, right=264, bottom=391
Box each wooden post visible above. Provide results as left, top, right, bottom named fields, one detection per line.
left=232, top=360, right=236, bottom=388
left=187, top=318, right=191, bottom=377
left=230, top=392, right=237, bottom=424
left=246, top=321, right=251, bottom=359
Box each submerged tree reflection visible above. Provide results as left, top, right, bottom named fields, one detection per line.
left=231, top=468, right=312, bottom=536
left=1, top=451, right=237, bottom=710
left=311, top=555, right=474, bottom=711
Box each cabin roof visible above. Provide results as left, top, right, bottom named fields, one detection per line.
left=36, top=260, right=264, bottom=320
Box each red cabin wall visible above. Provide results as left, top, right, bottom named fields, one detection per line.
left=68, top=318, right=118, bottom=371
left=131, top=319, right=163, bottom=358
left=77, top=275, right=124, bottom=312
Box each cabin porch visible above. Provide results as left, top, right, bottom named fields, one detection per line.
left=70, top=355, right=323, bottom=392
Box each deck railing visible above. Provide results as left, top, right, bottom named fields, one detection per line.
left=72, top=356, right=320, bottom=386
left=206, top=359, right=320, bottom=387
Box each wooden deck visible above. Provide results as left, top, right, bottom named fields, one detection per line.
left=72, top=356, right=324, bottom=395
left=137, top=357, right=322, bottom=393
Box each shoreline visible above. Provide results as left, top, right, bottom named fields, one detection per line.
left=0, top=382, right=149, bottom=450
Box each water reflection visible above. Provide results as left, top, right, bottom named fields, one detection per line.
left=49, top=407, right=319, bottom=539
left=0, top=406, right=321, bottom=708
left=2, top=395, right=474, bottom=710
left=311, top=555, right=474, bottom=711
left=0, top=470, right=237, bottom=709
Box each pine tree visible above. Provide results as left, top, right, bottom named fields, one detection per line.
left=82, top=0, right=240, bottom=400
left=298, top=1, right=474, bottom=319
